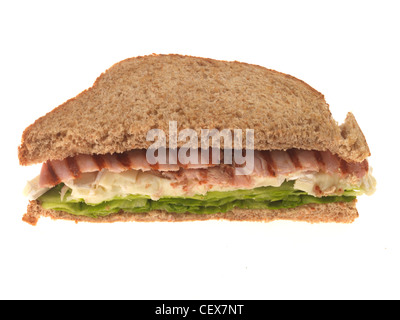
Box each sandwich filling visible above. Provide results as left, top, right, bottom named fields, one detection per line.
left=24, top=149, right=376, bottom=218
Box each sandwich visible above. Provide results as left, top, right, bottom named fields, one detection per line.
left=19, top=54, right=376, bottom=225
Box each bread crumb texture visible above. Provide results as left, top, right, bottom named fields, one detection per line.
left=18, top=54, right=370, bottom=165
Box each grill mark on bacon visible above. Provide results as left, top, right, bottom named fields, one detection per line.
left=313, top=151, right=325, bottom=170
left=66, top=157, right=81, bottom=178
left=93, top=155, right=106, bottom=171
left=287, top=150, right=302, bottom=169
left=116, top=153, right=132, bottom=168
left=262, top=151, right=277, bottom=177
left=46, top=161, right=61, bottom=186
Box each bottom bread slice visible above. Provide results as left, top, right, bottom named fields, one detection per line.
left=23, top=200, right=359, bottom=225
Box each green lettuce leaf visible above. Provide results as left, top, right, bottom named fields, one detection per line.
left=38, top=181, right=356, bottom=218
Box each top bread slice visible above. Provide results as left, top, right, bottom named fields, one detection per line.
left=18, top=54, right=370, bottom=166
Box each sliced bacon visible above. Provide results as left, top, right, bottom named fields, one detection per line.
left=126, top=149, right=153, bottom=171
left=270, top=150, right=296, bottom=175
left=287, top=149, right=302, bottom=169
left=38, top=149, right=370, bottom=188
left=320, top=151, right=340, bottom=174
left=75, top=154, right=100, bottom=173
left=51, top=159, right=77, bottom=182
left=39, top=161, right=61, bottom=187
left=258, top=151, right=277, bottom=177
left=252, top=151, right=269, bottom=176
left=313, top=151, right=325, bottom=171
left=295, top=149, right=320, bottom=172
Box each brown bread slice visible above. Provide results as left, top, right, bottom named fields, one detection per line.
left=23, top=200, right=359, bottom=226
left=18, top=54, right=370, bottom=165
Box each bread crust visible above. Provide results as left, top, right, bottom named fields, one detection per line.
left=18, top=54, right=370, bottom=165
left=23, top=200, right=359, bottom=226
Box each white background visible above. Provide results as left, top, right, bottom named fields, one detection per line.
left=1, top=0, right=399, bottom=300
